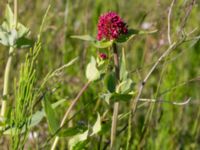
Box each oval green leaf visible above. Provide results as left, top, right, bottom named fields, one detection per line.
left=86, top=57, right=100, bottom=81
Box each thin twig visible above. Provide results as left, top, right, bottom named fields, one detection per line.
left=130, top=33, right=197, bottom=114
left=50, top=81, right=91, bottom=150
left=131, top=42, right=177, bottom=115
left=179, top=0, right=196, bottom=35
left=38, top=5, right=51, bottom=40
left=159, top=76, right=200, bottom=96
left=14, top=0, right=18, bottom=28
left=60, top=81, right=90, bottom=127
left=168, top=0, right=176, bottom=45
left=139, top=97, right=191, bottom=106
left=41, top=57, right=77, bottom=88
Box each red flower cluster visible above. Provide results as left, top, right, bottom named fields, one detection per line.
left=97, top=12, right=128, bottom=41
left=99, top=53, right=107, bottom=60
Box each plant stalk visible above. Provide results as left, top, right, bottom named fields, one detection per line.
left=1, top=47, right=14, bottom=118
left=110, top=43, right=120, bottom=150
left=1, top=0, right=18, bottom=119
left=14, top=0, right=18, bottom=28
left=51, top=81, right=91, bottom=150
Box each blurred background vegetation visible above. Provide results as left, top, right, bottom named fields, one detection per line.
left=0, top=0, right=200, bottom=149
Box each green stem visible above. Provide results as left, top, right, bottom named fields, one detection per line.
left=1, top=47, right=14, bottom=118
left=110, top=102, right=119, bottom=150
left=126, top=112, right=132, bottom=150
left=110, top=43, right=120, bottom=150
left=1, top=0, right=17, bottom=119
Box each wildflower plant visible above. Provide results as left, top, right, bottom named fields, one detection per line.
left=61, top=11, right=157, bottom=149
left=0, top=1, right=198, bottom=150
left=72, top=11, right=137, bottom=105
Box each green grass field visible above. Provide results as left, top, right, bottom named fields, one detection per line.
left=0, top=0, right=200, bottom=149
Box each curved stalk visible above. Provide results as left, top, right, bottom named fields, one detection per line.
left=1, top=0, right=18, bottom=119
left=51, top=81, right=91, bottom=150
left=1, top=47, right=14, bottom=118
left=110, top=43, right=120, bottom=150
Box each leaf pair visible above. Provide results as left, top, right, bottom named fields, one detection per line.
left=71, top=28, right=157, bottom=48
left=103, top=49, right=134, bottom=103
left=0, top=4, right=33, bottom=48
left=104, top=73, right=134, bottom=95
left=71, top=35, right=114, bottom=48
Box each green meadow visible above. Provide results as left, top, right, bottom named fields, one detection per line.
left=0, top=0, right=200, bottom=149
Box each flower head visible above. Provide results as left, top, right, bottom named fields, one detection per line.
left=97, top=12, right=128, bottom=41
left=99, top=53, right=107, bottom=60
